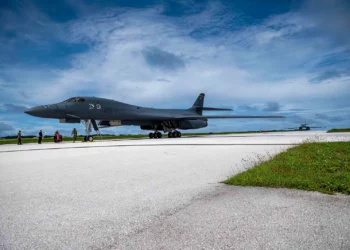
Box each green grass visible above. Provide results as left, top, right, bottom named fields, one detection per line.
left=224, top=142, right=350, bottom=195
left=327, top=128, right=350, bottom=133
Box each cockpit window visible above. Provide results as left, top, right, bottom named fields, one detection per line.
left=64, top=97, right=85, bottom=103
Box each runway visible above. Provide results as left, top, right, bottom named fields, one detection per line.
left=0, top=131, right=349, bottom=249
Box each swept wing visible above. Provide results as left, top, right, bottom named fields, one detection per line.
left=126, top=113, right=285, bottom=120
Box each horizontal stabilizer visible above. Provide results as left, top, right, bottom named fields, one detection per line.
left=199, top=115, right=285, bottom=119
left=201, top=107, right=233, bottom=111
left=122, top=113, right=285, bottom=121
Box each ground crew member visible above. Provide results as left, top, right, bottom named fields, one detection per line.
left=17, top=130, right=22, bottom=145
left=38, top=130, right=43, bottom=144
left=54, top=130, right=61, bottom=143
left=72, top=128, right=77, bottom=142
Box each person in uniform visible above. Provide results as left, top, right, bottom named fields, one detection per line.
left=38, top=130, right=43, bottom=144
left=17, top=130, right=22, bottom=145
left=71, top=128, right=77, bottom=143
left=55, top=130, right=60, bottom=143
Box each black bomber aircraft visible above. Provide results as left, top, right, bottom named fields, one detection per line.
left=24, top=93, right=284, bottom=141
left=287, top=122, right=325, bottom=131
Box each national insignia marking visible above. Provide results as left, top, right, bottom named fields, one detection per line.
left=96, top=104, right=101, bottom=109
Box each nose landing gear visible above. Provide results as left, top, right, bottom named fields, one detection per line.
left=82, top=119, right=101, bottom=142
left=84, top=135, right=94, bottom=142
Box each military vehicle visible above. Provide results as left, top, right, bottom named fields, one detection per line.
left=25, top=93, right=284, bottom=141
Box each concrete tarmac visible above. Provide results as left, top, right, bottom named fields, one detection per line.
left=0, top=131, right=349, bottom=249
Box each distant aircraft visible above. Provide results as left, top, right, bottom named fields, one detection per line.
left=24, top=93, right=284, bottom=141
left=288, top=122, right=325, bottom=131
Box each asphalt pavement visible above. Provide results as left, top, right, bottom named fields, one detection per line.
left=0, top=131, right=349, bottom=249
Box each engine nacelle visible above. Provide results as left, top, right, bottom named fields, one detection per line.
left=140, top=125, right=164, bottom=131
left=179, top=120, right=207, bottom=130
left=59, top=118, right=80, bottom=123
left=140, top=120, right=207, bottom=131
left=99, top=120, right=122, bottom=127
left=140, top=125, right=153, bottom=130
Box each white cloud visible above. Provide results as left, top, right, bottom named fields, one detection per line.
left=0, top=0, right=350, bottom=135
left=1, top=1, right=348, bottom=106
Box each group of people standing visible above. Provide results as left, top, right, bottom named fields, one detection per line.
left=16, top=128, right=78, bottom=145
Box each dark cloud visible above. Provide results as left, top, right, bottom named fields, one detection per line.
left=314, top=51, right=350, bottom=69
left=288, top=108, right=309, bottom=111
left=156, top=78, right=171, bottom=83
left=238, top=102, right=280, bottom=112
left=0, top=122, right=14, bottom=132
left=19, top=91, right=29, bottom=99
left=1, top=104, right=27, bottom=113
left=142, top=47, right=185, bottom=71
left=301, top=0, right=350, bottom=43
left=263, top=102, right=280, bottom=111
left=237, top=104, right=258, bottom=111
left=309, top=70, right=342, bottom=83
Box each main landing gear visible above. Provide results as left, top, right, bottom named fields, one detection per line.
left=148, top=131, right=182, bottom=139
left=149, top=132, right=162, bottom=139
left=168, top=131, right=181, bottom=138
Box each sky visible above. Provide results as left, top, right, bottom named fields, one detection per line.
left=0, top=0, right=349, bottom=136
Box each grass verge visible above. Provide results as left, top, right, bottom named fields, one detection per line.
left=224, top=141, right=350, bottom=195
left=327, top=128, right=350, bottom=133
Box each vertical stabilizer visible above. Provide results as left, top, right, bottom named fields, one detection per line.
left=191, top=93, right=205, bottom=115
left=189, top=93, right=232, bottom=115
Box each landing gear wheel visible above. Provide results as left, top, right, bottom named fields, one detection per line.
left=168, top=132, right=173, bottom=138
left=149, top=132, right=154, bottom=139
left=88, top=136, right=93, bottom=142
left=157, top=132, right=162, bottom=138
left=176, top=131, right=181, bottom=137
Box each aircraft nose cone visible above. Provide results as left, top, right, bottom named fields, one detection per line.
left=24, top=106, right=46, bottom=117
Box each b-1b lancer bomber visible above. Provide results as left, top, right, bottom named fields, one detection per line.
left=288, top=122, right=325, bottom=131
left=24, top=93, right=284, bottom=141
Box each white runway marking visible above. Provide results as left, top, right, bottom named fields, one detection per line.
left=0, top=131, right=349, bottom=249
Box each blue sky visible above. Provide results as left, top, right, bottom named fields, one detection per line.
left=0, top=0, right=349, bottom=136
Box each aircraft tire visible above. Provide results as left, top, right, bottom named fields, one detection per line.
left=168, top=132, right=173, bottom=138
left=157, top=132, right=162, bottom=138
left=88, top=136, right=93, bottom=142
left=176, top=131, right=181, bottom=137
left=149, top=132, right=154, bottom=139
